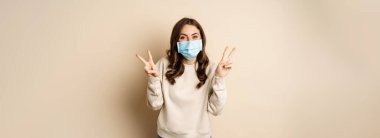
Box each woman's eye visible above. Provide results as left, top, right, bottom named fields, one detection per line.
left=179, top=37, right=185, bottom=40
left=193, top=36, right=198, bottom=39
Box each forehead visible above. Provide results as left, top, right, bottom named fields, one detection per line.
left=180, top=24, right=200, bottom=35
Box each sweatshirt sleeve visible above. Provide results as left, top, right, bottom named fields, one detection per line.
left=207, top=74, right=228, bottom=116
left=146, top=58, right=165, bottom=111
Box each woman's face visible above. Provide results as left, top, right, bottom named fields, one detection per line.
left=178, top=24, right=201, bottom=42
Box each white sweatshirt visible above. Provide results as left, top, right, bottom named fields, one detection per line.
left=147, top=57, right=227, bottom=138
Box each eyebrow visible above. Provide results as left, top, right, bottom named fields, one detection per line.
left=180, top=33, right=199, bottom=36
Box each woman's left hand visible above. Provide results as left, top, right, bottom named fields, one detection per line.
left=215, top=46, right=236, bottom=77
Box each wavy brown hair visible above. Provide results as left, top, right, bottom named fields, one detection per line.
left=165, top=17, right=209, bottom=89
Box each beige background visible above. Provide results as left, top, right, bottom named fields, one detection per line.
left=1, top=0, right=379, bottom=138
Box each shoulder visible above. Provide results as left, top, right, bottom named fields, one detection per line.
left=155, top=56, right=170, bottom=71
left=206, top=61, right=218, bottom=75
left=154, top=56, right=169, bottom=75
left=156, top=56, right=169, bottom=65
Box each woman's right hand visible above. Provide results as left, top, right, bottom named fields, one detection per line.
left=136, top=50, right=159, bottom=77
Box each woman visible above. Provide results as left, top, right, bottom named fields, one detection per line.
left=136, top=17, right=235, bottom=138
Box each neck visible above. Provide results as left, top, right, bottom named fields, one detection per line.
left=182, top=59, right=196, bottom=65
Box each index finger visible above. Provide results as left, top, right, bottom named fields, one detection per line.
left=228, top=47, right=236, bottom=58
left=148, top=50, right=154, bottom=63
left=136, top=54, right=148, bottom=64
left=221, top=46, right=229, bottom=61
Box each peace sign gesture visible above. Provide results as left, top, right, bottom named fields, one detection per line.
left=215, top=47, right=236, bottom=77
left=136, top=50, right=159, bottom=77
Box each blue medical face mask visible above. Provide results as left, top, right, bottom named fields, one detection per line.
left=177, top=39, right=203, bottom=60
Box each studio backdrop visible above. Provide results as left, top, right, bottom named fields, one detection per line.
left=0, top=0, right=379, bottom=138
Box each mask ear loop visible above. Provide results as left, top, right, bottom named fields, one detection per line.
left=194, top=60, right=198, bottom=70
left=194, top=39, right=202, bottom=70
left=176, top=42, right=180, bottom=53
